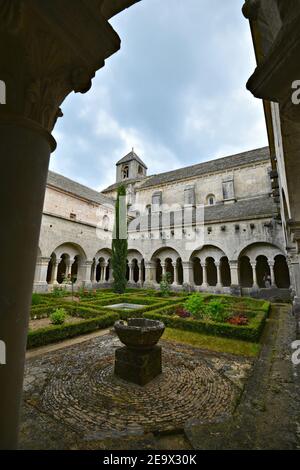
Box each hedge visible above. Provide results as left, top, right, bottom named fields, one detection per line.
left=144, top=304, right=269, bottom=342
left=27, top=312, right=119, bottom=349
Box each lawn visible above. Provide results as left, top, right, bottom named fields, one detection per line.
left=163, top=327, right=260, bottom=357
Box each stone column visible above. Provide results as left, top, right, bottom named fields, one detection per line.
left=100, top=262, right=108, bottom=283
left=80, top=261, right=93, bottom=289
left=172, top=261, right=179, bottom=286
left=202, top=262, right=208, bottom=287
left=182, top=261, right=194, bottom=286
left=229, top=260, right=241, bottom=297
left=51, top=261, right=59, bottom=285
left=161, top=262, right=167, bottom=277
left=216, top=261, right=223, bottom=288
left=129, top=261, right=135, bottom=283
left=229, top=261, right=239, bottom=286
left=144, top=261, right=156, bottom=287
left=66, top=259, right=73, bottom=279
left=0, top=0, right=137, bottom=449
left=37, top=257, right=51, bottom=286
left=137, top=262, right=142, bottom=285
left=251, top=262, right=258, bottom=288
left=268, top=261, right=276, bottom=288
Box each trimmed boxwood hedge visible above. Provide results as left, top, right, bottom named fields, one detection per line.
left=144, top=303, right=269, bottom=342
left=27, top=312, right=119, bottom=349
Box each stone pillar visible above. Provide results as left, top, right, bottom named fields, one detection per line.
left=229, top=260, right=241, bottom=297
left=161, top=262, right=167, bottom=277
left=216, top=261, right=222, bottom=288
left=0, top=0, right=137, bottom=449
left=137, top=262, right=142, bottom=285
left=268, top=261, right=277, bottom=288
left=100, top=262, right=108, bottom=283
left=37, top=257, right=51, bottom=285
left=51, top=261, right=59, bottom=285
left=202, top=262, right=208, bottom=287
left=144, top=261, right=156, bottom=287
left=182, top=261, right=194, bottom=286
left=129, top=261, right=135, bottom=283
left=80, top=261, right=93, bottom=289
left=229, top=261, right=239, bottom=286
left=172, top=261, right=179, bottom=286
left=251, top=262, right=258, bottom=288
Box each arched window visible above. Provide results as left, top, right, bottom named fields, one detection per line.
left=138, top=165, right=144, bottom=175
left=102, top=215, right=109, bottom=231
left=122, top=165, right=129, bottom=179
left=207, top=194, right=215, bottom=206
left=0, top=80, right=6, bottom=104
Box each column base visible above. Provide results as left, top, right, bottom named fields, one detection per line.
left=81, top=281, right=93, bottom=289
left=33, top=282, right=49, bottom=293
left=230, top=285, right=242, bottom=297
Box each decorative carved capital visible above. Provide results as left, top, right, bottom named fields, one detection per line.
left=0, top=0, right=132, bottom=133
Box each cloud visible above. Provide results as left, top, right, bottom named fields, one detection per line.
left=50, top=0, right=268, bottom=190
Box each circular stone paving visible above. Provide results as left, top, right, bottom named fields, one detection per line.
left=33, top=339, right=237, bottom=439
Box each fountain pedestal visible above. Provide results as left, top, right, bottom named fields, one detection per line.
left=115, top=345, right=162, bottom=386
left=114, top=319, right=165, bottom=386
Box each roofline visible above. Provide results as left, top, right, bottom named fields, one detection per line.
left=47, top=171, right=115, bottom=205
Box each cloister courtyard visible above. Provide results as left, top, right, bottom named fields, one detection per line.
left=19, top=287, right=300, bottom=450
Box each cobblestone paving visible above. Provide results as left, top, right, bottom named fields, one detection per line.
left=20, top=334, right=252, bottom=448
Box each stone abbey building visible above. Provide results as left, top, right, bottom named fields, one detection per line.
left=34, top=146, right=291, bottom=299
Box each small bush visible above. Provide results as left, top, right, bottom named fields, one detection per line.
left=160, top=273, right=172, bottom=297
left=205, top=300, right=229, bottom=323
left=50, top=308, right=67, bottom=325
left=31, top=293, right=44, bottom=306
left=52, top=286, right=67, bottom=298
left=184, top=294, right=206, bottom=319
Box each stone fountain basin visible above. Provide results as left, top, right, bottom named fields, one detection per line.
left=114, top=318, right=165, bottom=350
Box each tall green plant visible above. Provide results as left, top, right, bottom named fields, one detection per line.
left=112, top=185, right=128, bottom=294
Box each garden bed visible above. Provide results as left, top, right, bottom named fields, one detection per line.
left=28, top=289, right=270, bottom=348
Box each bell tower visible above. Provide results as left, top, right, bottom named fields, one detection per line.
left=116, top=148, right=148, bottom=182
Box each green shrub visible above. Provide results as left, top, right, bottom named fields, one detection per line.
left=160, top=273, right=172, bottom=297
left=31, top=293, right=44, bottom=306
left=50, top=308, right=67, bottom=325
left=52, top=286, right=67, bottom=298
left=205, top=300, right=229, bottom=323
left=112, top=185, right=128, bottom=294
left=184, top=293, right=206, bottom=319
left=27, top=312, right=119, bottom=349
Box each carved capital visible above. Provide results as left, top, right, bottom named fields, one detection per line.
left=0, top=0, right=131, bottom=133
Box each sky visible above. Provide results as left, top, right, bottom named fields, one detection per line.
left=50, top=0, right=268, bottom=192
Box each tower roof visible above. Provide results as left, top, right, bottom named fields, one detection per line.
left=116, top=149, right=148, bottom=169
